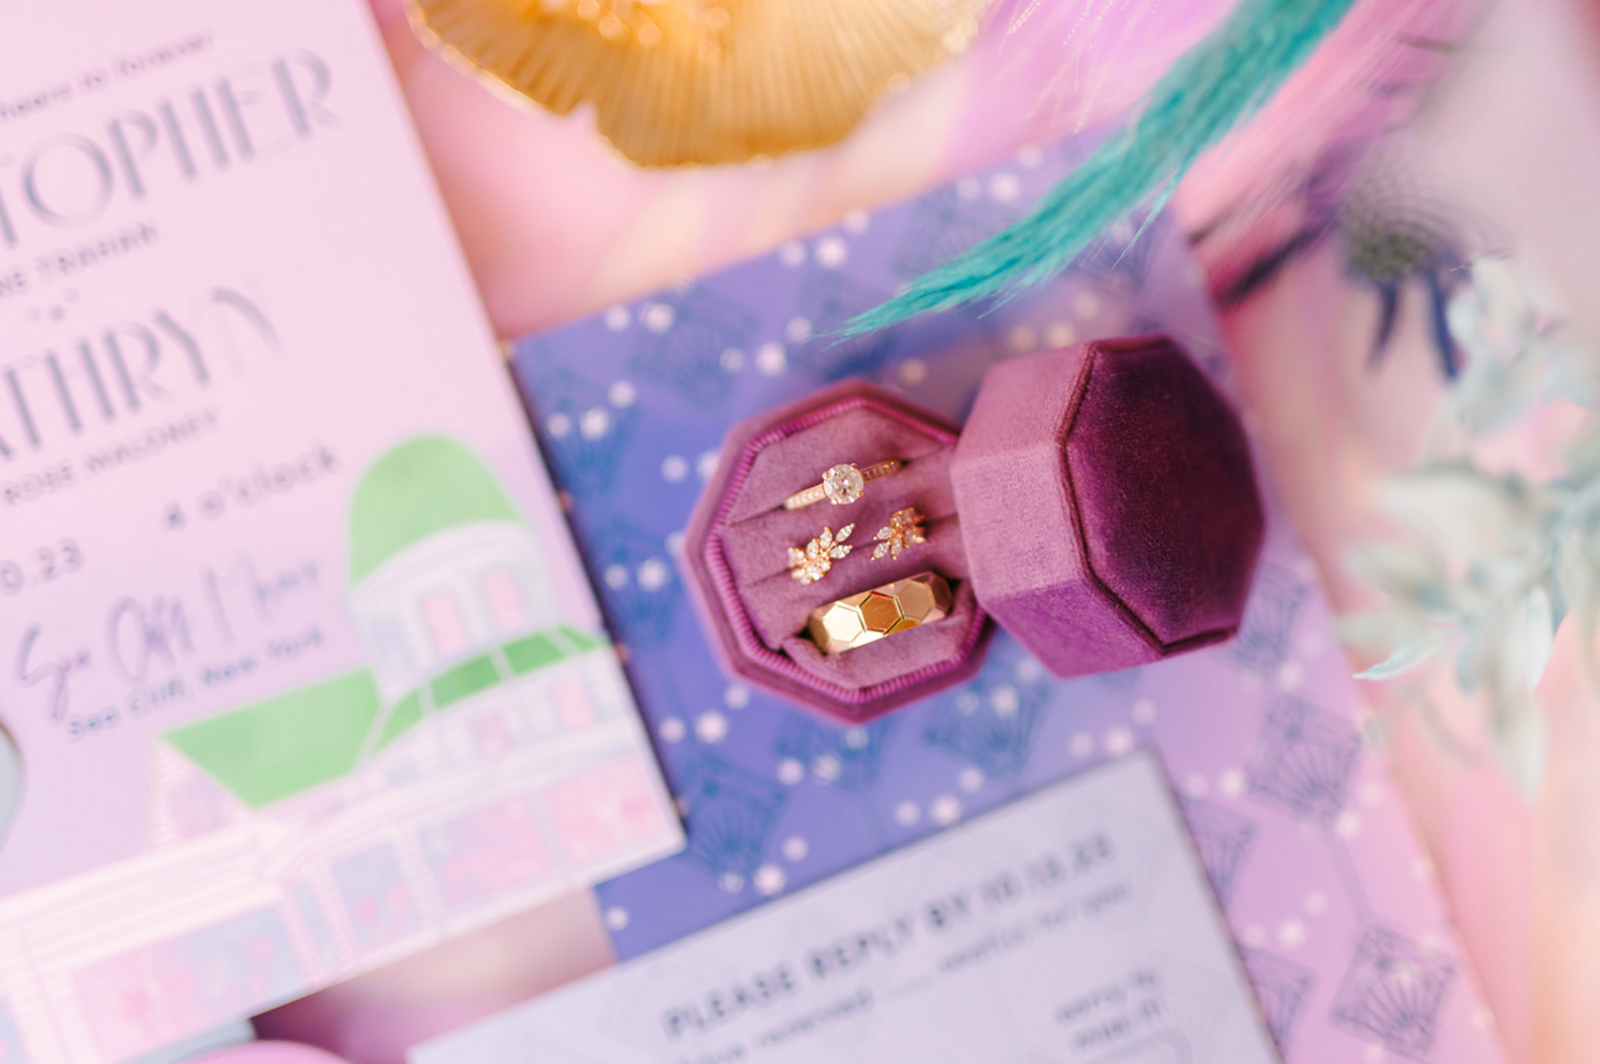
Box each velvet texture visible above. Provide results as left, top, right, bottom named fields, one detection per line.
left=686, top=337, right=1263, bottom=720
left=951, top=336, right=1265, bottom=677
left=684, top=381, right=992, bottom=723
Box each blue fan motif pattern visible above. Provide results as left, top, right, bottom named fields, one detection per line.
left=1249, top=696, right=1362, bottom=827
left=891, top=185, right=1018, bottom=279
left=585, top=517, right=679, bottom=647
left=1180, top=798, right=1257, bottom=909
left=675, top=755, right=788, bottom=886
left=628, top=287, right=760, bottom=406
left=1075, top=208, right=1171, bottom=297
left=1235, top=563, right=1310, bottom=675
left=785, top=270, right=901, bottom=383
left=922, top=676, right=1049, bottom=781
left=1241, top=949, right=1314, bottom=1055
left=1094, top=665, right=1144, bottom=692
left=518, top=351, right=641, bottom=499
left=1332, top=928, right=1457, bottom=1059
left=772, top=713, right=895, bottom=793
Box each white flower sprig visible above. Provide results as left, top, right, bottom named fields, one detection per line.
left=1341, top=257, right=1600, bottom=795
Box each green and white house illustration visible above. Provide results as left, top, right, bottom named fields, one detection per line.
left=158, top=436, right=618, bottom=819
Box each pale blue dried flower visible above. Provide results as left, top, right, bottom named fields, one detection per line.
left=1342, top=257, right=1600, bottom=797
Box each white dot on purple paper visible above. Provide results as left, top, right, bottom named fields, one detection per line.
left=1305, top=891, right=1329, bottom=916
left=661, top=455, right=688, bottom=482
left=636, top=558, right=671, bottom=591
left=785, top=316, right=813, bottom=343
left=719, top=872, right=745, bottom=893
left=1218, top=769, right=1247, bottom=798
left=782, top=836, right=808, bottom=861
left=844, top=727, right=869, bottom=750
left=894, top=801, right=921, bottom=826
left=658, top=717, right=686, bottom=743
left=989, top=173, right=1020, bottom=202
left=696, top=712, right=729, bottom=744
left=899, top=358, right=928, bottom=385
left=1277, top=920, right=1306, bottom=949
left=1276, top=661, right=1304, bottom=691
left=843, top=208, right=870, bottom=233
left=756, top=342, right=787, bottom=375
left=1046, top=321, right=1077, bottom=348
left=1132, top=699, right=1156, bottom=725
left=1070, top=733, right=1094, bottom=758
left=931, top=795, right=962, bottom=825
left=1017, top=144, right=1043, bottom=169
left=956, top=178, right=981, bottom=201
left=815, top=236, right=848, bottom=268
left=724, top=684, right=751, bottom=710
left=754, top=864, right=786, bottom=895
left=697, top=451, right=719, bottom=479
left=1008, top=325, right=1037, bottom=352
left=608, top=379, right=636, bottom=407
left=813, top=755, right=842, bottom=782
left=604, top=906, right=630, bottom=930
left=1073, top=290, right=1101, bottom=320
left=603, top=305, right=631, bottom=331
left=779, top=241, right=807, bottom=266
left=546, top=412, right=572, bottom=439
left=665, top=531, right=686, bottom=555
left=777, top=759, right=804, bottom=785
left=579, top=406, right=611, bottom=439
left=958, top=768, right=984, bottom=793
left=1336, top=811, right=1361, bottom=839
left=721, top=347, right=745, bottom=372
left=1105, top=728, right=1134, bottom=756
left=1183, top=775, right=1209, bottom=798
left=990, top=685, right=1019, bottom=717
left=642, top=302, right=675, bottom=333
left=603, top=564, right=629, bottom=590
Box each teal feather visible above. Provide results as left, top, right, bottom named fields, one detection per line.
left=845, top=0, right=1361, bottom=334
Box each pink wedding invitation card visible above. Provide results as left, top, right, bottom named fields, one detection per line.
left=0, top=3, right=682, bottom=1061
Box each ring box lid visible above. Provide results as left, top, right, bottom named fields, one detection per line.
left=950, top=336, right=1264, bottom=677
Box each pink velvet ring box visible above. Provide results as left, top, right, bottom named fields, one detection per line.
left=683, top=335, right=1266, bottom=724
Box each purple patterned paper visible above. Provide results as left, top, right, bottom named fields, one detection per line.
left=509, top=139, right=1510, bottom=1064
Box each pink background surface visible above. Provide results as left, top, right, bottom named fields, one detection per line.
left=258, top=1, right=1600, bottom=1061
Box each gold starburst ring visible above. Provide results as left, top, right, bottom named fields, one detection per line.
left=872, top=507, right=927, bottom=561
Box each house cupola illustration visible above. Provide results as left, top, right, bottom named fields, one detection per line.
left=348, top=436, right=560, bottom=704
left=163, top=435, right=610, bottom=813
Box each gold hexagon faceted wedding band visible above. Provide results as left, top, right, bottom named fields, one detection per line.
left=806, top=572, right=953, bottom=655
left=782, top=460, right=903, bottom=510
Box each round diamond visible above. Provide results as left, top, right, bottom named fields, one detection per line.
left=822, top=464, right=865, bottom=505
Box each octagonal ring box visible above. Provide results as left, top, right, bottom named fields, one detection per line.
left=683, top=334, right=1266, bottom=724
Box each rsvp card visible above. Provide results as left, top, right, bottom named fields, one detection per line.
left=413, top=754, right=1281, bottom=1064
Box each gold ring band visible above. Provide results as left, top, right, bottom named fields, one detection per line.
left=807, top=572, right=953, bottom=655
left=782, top=460, right=903, bottom=510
